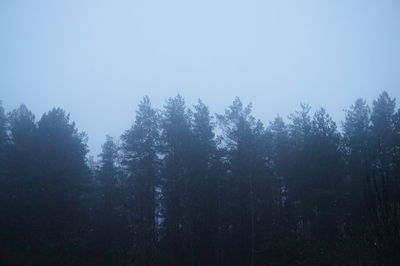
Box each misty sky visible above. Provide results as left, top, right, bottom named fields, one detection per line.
left=1, top=0, right=399, bottom=156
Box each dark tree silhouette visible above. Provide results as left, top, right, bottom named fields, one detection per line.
left=159, top=95, right=194, bottom=265
left=1, top=91, right=399, bottom=265
left=365, top=92, right=400, bottom=264
left=2, top=105, right=38, bottom=264
left=121, top=96, right=160, bottom=265
left=90, top=135, right=126, bottom=265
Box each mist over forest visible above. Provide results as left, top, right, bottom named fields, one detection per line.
left=1, top=91, right=400, bottom=265
left=1, top=0, right=400, bottom=265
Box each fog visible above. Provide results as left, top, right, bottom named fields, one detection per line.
left=1, top=0, right=399, bottom=156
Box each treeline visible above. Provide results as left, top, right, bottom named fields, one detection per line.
left=1, top=92, right=400, bottom=265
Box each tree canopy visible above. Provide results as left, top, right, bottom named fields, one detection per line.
left=1, top=92, right=399, bottom=265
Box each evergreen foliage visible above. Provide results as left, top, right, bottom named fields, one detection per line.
left=1, top=92, right=399, bottom=265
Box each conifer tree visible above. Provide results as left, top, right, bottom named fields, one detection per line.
left=217, top=97, right=275, bottom=265
left=35, top=108, right=89, bottom=264
left=366, top=92, right=400, bottom=264
left=121, top=96, right=160, bottom=265
left=343, top=98, right=371, bottom=247
left=2, top=105, right=37, bottom=263
left=160, top=95, right=193, bottom=264
left=93, top=135, right=124, bottom=265
left=185, top=100, right=219, bottom=264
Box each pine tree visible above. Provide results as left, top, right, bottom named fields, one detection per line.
left=217, top=97, right=275, bottom=265
left=2, top=105, right=38, bottom=263
left=93, top=135, right=124, bottom=265
left=121, top=96, right=160, bottom=265
left=0, top=101, right=7, bottom=176
left=185, top=100, right=219, bottom=264
left=98, top=135, right=119, bottom=212
left=0, top=101, right=12, bottom=262
left=35, top=108, right=89, bottom=264
left=309, top=108, right=344, bottom=251
left=343, top=98, right=371, bottom=252
left=366, top=92, right=400, bottom=264
left=284, top=105, right=344, bottom=263
left=0, top=101, right=8, bottom=196
left=160, top=95, right=193, bottom=264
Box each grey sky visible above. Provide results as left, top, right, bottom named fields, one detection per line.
left=1, top=0, right=399, bottom=156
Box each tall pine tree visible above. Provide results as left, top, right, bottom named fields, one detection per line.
left=121, top=96, right=160, bottom=265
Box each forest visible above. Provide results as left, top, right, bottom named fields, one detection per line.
left=1, top=91, right=399, bottom=265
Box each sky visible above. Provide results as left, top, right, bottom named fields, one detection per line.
left=1, top=0, right=399, bottom=156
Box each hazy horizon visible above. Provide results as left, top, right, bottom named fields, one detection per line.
left=2, top=0, right=399, bottom=156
